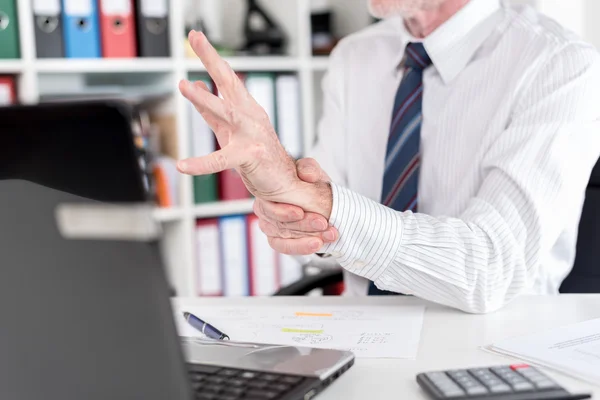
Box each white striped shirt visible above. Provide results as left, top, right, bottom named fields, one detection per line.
left=308, top=0, right=600, bottom=313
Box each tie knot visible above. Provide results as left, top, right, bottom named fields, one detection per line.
left=404, top=43, right=432, bottom=71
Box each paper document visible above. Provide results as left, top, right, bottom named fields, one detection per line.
left=485, top=318, right=600, bottom=385
left=173, top=305, right=425, bottom=359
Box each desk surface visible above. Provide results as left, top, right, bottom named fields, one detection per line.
left=175, top=295, right=600, bottom=400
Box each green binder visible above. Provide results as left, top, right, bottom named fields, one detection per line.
left=194, top=175, right=218, bottom=204
left=0, top=0, right=20, bottom=59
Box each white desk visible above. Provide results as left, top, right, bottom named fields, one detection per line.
left=175, top=295, right=600, bottom=399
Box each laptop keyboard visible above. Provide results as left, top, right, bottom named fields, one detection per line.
left=187, top=364, right=308, bottom=400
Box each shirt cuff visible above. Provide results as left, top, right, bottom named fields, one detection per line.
left=320, top=183, right=404, bottom=281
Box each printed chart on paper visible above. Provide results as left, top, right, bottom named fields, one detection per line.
left=173, top=305, right=425, bottom=359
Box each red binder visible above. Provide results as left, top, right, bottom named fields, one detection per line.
left=99, top=0, right=137, bottom=58
left=219, top=169, right=251, bottom=200
left=0, top=76, right=16, bottom=105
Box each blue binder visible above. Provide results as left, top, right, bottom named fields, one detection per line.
left=218, top=215, right=250, bottom=297
left=61, top=0, right=101, bottom=58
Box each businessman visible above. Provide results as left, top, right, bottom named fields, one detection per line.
left=178, top=0, right=600, bottom=313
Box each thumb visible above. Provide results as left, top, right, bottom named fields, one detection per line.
left=178, top=147, right=242, bottom=175
left=296, top=158, right=330, bottom=183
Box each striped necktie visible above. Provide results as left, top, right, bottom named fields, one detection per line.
left=368, top=42, right=433, bottom=296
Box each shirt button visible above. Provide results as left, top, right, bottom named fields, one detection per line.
left=354, top=261, right=366, bottom=268
left=331, top=251, right=342, bottom=258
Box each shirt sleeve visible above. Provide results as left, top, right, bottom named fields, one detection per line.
left=321, top=43, right=600, bottom=313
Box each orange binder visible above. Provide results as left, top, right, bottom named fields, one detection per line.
left=99, top=0, right=137, bottom=58
left=0, top=76, right=16, bottom=105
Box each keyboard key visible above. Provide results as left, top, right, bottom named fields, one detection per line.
left=512, top=382, right=535, bottom=391
left=191, top=373, right=207, bottom=382
left=202, top=384, right=222, bottom=394
left=219, top=396, right=239, bottom=400
left=466, top=386, right=488, bottom=396
left=269, top=383, right=291, bottom=392
left=260, top=374, right=280, bottom=382
left=205, top=376, right=226, bottom=385
left=189, top=365, right=221, bottom=375
left=281, top=376, right=303, bottom=385
left=241, top=371, right=258, bottom=379
left=489, top=383, right=511, bottom=393
left=196, top=393, right=217, bottom=400
left=229, top=379, right=247, bottom=387
left=222, top=387, right=245, bottom=397
left=246, top=389, right=279, bottom=399
left=247, top=380, right=269, bottom=389
left=219, top=369, right=239, bottom=377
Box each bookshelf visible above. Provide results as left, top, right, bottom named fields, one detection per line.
left=3, top=0, right=595, bottom=297
left=2, top=0, right=373, bottom=297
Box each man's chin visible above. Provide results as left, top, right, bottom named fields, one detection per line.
left=367, top=4, right=416, bottom=19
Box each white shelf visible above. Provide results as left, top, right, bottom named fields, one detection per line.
left=154, top=207, right=185, bottom=222
left=35, top=58, right=174, bottom=74
left=192, top=199, right=255, bottom=219
left=0, top=60, right=24, bottom=73
left=309, top=56, right=330, bottom=71
left=186, top=56, right=301, bottom=73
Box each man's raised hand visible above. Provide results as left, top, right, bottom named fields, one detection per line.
left=177, top=31, right=332, bottom=218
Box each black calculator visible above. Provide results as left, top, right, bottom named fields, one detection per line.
left=416, top=364, right=591, bottom=400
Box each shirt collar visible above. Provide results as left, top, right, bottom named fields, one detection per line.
left=392, top=0, right=504, bottom=84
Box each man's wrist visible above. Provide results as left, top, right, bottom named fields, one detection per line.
left=314, top=181, right=333, bottom=220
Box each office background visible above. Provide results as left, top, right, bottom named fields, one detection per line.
left=0, top=0, right=597, bottom=298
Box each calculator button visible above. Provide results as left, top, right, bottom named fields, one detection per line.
left=426, top=372, right=449, bottom=381
left=441, top=388, right=465, bottom=398
left=468, top=368, right=490, bottom=377
left=489, top=383, right=511, bottom=393
left=512, top=382, right=535, bottom=391
left=517, top=368, right=543, bottom=379
left=480, top=377, right=503, bottom=387
left=491, top=366, right=513, bottom=375
left=466, top=386, right=488, bottom=396
left=448, top=370, right=469, bottom=379
left=510, top=364, right=530, bottom=370
left=535, top=380, right=559, bottom=389
left=458, top=379, right=479, bottom=388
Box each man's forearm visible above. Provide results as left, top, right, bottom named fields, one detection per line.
left=321, top=183, right=536, bottom=314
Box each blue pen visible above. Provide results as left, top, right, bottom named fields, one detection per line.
left=183, top=312, right=230, bottom=341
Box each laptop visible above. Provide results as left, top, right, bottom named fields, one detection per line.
left=0, top=102, right=354, bottom=400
